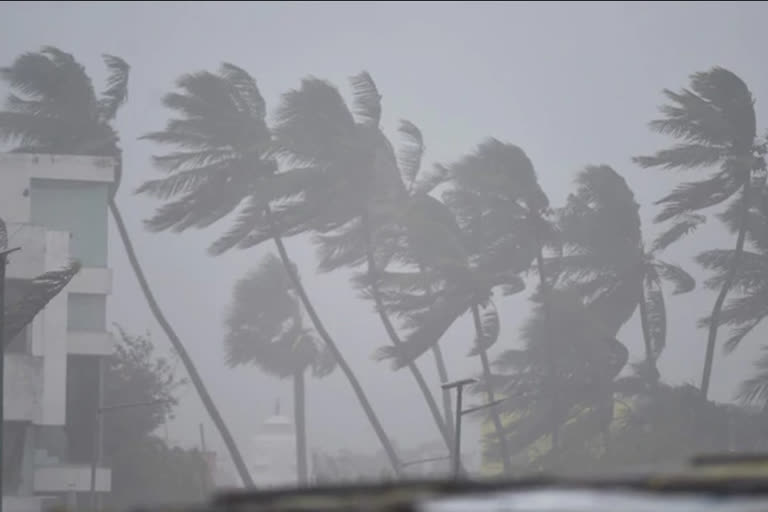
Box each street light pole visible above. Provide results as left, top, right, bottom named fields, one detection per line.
left=441, top=378, right=476, bottom=479
left=0, top=247, right=21, bottom=512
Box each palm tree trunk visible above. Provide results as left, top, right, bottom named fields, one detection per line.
left=470, top=303, right=512, bottom=476
left=637, top=284, right=655, bottom=373
left=535, top=247, right=560, bottom=455
left=701, top=181, right=752, bottom=399
left=418, top=264, right=455, bottom=443
left=270, top=232, right=403, bottom=476
left=294, top=369, right=308, bottom=486
left=108, top=199, right=255, bottom=488
left=431, top=344, right=455, bottom=442
left=361, top=216, right=452, bottom=455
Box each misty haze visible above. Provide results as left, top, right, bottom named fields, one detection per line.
left=2, top=1, right=768, bottom=511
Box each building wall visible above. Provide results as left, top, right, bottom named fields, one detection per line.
left=1, top=153, right=116, bottom=501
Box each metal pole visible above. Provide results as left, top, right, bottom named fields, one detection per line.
left=89, top=356, right=104, bottom=511
left=453, top=384, right=464, bottom=479
left=0, top=251, right=7, bottom=512
left=0, top=248, right=19, bottom=512
left=441, top=378, right=476, bottom=480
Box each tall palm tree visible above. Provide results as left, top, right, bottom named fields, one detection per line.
left=224, top=254, right=335, bottom=485
left=697, top=186, right=768, bottom=406
left=376, top=139, right=552, bottom=475
left=633, top=67, right=767, bottom=398
left=0, top=47, right=254, bottom=486
left=557, top=166, right=695, bottom=382
left=262, top=72, right=455, bottom=457
left=137, top=65, right=404, bottom=475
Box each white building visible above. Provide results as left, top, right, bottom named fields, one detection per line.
left=1, top=153, right=116, bottom=511
left=248, top=401, right=301, bottom=488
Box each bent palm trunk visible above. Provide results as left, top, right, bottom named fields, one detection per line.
left=109, top=199, right=255, bottom=487
left=362, top=220, right=452, bottom=455
left=701, top=181, right=752, bottom=399
left=271, top=233, right=403, bottom=476
left=471, top=304, right=512, bottom=476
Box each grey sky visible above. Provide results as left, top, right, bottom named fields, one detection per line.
left=1, top=0, right=767, bottom=471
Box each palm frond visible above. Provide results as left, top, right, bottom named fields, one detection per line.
left=99, top=54, right=130, bottom=121
left=697, top=249, right=766, bottom=292
left=655, top=261, right=696, bottom=295
left=313, top=219, right=368, bottom=273
left=633, top=144, right=725, bottom=170
left=273, top=77, right=355, bottom=167
left=349, top=71, right=381, bottom=127
left=373, top=287, right=474, bottom=368
left=723, top=318, right=764, bottom=354
left=468, top=302, right=500, bottom=356
left=651, top=213, right=706, bottom=252
left=397, top=120, right=424, bottom=191
left=219, top=63, right=265, bottom=120
left=736, top=346, right=768, bottom=406
left=653, top=170, right=742, bottom=223
left=4, top=260, right=82, bottom=345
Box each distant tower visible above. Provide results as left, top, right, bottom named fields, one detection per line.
left=248, top=398, right=300, bottom=487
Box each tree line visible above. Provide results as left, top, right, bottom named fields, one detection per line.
left=2, top=47, right=767, bottom=484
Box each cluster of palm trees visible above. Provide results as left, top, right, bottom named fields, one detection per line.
left=2, top=47, right=767, bottom=484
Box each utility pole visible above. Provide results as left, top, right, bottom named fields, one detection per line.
left=0, top=246, right=20, bottom=512
left=441, top=378, right=476, bottom=479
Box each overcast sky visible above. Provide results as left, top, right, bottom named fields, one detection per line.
left=1, top=0, right=767, bottom=475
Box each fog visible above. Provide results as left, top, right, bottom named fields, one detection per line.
left=1, top=0, right=768, bottom=503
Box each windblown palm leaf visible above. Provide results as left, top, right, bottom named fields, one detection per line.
left=4, top=260, right=81, bottom=345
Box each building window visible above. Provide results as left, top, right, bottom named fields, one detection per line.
left=29, top=178, right=109, bottom=268
left=67, top=294, right=106, bottom=332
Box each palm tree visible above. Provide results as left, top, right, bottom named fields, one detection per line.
left=696, top=186, right=768, bottom=406
left=376, top=139, right=553, bottom=475
left=224, top=254, right=335, bottom=485
left=633, top=67, right=767, bottom=399
left=0, top=48, right=254, bottom=486
left=137, top=65, right=403, bottom=475
left=485, top=288, right=631, bottom=472
left=557, top=166, right=695, bottom=382
left=264, top=72, right=455, bottom=458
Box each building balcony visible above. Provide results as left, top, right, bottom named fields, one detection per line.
left=66, top=330, right=115, bottom=356
left=32, top=465, right=110, bottom=493
left=4, top=353, right=43, bottom=422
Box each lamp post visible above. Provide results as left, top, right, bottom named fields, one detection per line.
left=442, top=377, right=513, bottom=480
left=441, top=378, right=476, bottom=479
left=0, top=246, right=20, bottom=512
left=89, top=394, right=172, bottom=511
